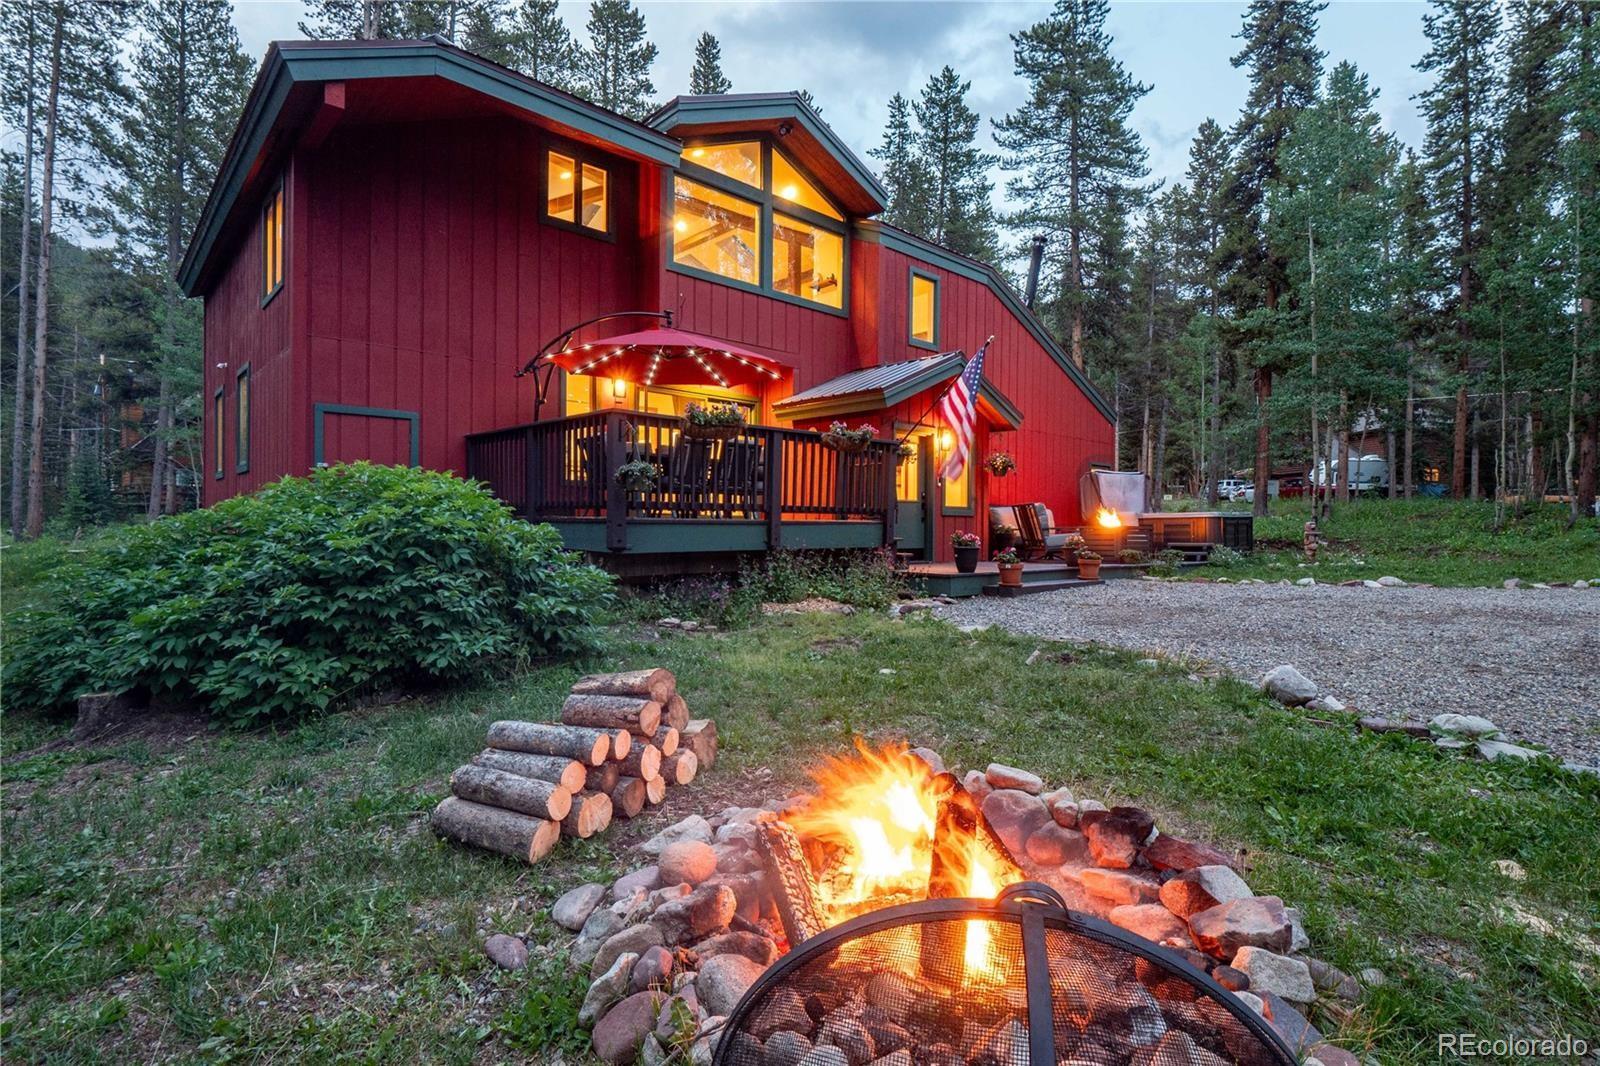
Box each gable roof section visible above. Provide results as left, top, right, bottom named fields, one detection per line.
left=647, top=93, right=886, bottom=217
left=774, top=351, right=1024, bottom=429
left=853, top=221, right=1116, bottom=426
left=178, top=37, right=681, bottom=296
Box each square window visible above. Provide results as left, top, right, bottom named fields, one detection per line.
left=673, top=176, right=761, bottom=286
left=772, top=212, right=843, bottom=308
left=547, top=151, right=576, bottom=223
left=910, top=273, right=937, bottom=346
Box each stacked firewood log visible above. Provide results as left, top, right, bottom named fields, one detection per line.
left=430, top=668, right=719, bottom=864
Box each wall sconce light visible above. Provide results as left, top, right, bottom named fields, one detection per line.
left=939, top=429, right=954, bottom=452
left=610, top=377, right=628, bottom=399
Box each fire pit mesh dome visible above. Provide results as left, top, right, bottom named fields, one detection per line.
left=714, top=883, right=1295, bottom=1066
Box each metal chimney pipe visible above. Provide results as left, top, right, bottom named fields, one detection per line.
left=1024, top=235, right=1046, bottom=310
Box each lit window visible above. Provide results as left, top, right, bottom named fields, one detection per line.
left=943, top=455, right=972, bottom=511
left=235, top=366, right=251, bottom=474
left=910, top=273, right=937, bottom=346
left=772, top=212, right=843, bottom=308
left=673, top=176, right=761, bottom=285
left=564, top=373, right=596, bottom=416
left=213, top=387, right=225, bottom=479
left=262, top=186, right=284, bottom=300
left=772, top=150, right=841, bottom=220
left=896, top=436, right=922, bottom=501
left=682, top=141, right=762, bottom=190
left=547, top=151, right=576, bottom=222
left=581, top=164, right=607, bottom=230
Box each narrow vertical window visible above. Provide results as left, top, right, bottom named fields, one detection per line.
left=262, top=185, right=284, bottom=301
left=943, top=455, right=972, bottom=512
left=581, top=163, right=608, bottom=231
left=213, top=387, right=225, bottom=479
left=547, top=152, right=576, bottom=222
left=910, top=272, right=938, bottom=347
left=235, top=365, right=251, bottom=474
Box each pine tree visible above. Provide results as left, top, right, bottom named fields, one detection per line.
left=796, top=89, right=821, bottom=116
left=1564, top=3, right=1599, bottom=517
left=1220, top=0, right=1325, bottom=515
left=578, top=0, right=656, bottom=119
left=458, top=0, right=515, bottom=64
left=689, top=31, right=731, bottom=95
left=1389, top=149, right=1443, bottom=498
left=299, top=0, right=492, bottom=41
left=499, top=0, right=580, bottom=88
left=869, top=93, right=930, bottom=236
left=12, top=0, right=131, bottom=537
left=1176, top=119, right=1232, bottom=501
left=911, top=66, right=998, bottom=263
left=995, top=0, right=1149, bottom=369
left=107, top=0, right=251, bottom=518
left=1, top=1, right=42, bottom=535
left=1415, top=0, right=1498, bottom=498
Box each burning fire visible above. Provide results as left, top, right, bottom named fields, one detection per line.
left=785, top=741, right=1020, bottom=979
left=1095, top=507, right=1122, bottom=529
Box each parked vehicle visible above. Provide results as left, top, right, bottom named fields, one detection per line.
left=1313, top=455, right=1390, bottom=494
left=1214, top=479, right=1250, bottom=500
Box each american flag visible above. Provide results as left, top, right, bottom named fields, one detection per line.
left=938, top=338, right=990, bottom=483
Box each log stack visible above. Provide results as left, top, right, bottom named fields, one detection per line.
left=430, top=668, right=719, bottom=864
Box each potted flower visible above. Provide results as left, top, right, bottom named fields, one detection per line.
left=990, top=520, right=1019, bottom=554
left=615, top=460, right=660, bottom=493
left=985, top=452, right=1017, bottom=477
left=996, top=547, right=1024, bottom=587
left=1076, top=548, right=1102, bottom=580
left=896, top=441, right=916, bottom=465
left=1062, top=530, right=1086, bottom=562
left=681, top=401, right=748, bottom=441
left=821, top=421, right=879, bottom=453
left=951, top=530, right=981, bottom=573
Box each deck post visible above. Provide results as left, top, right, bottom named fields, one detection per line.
left=604, top=411, right=628, bottom=552
left=882, top=447, right=897, bottom=548
left=765, top=430, right=783, bottom=549
left=523, top=425, right=541, bottom=520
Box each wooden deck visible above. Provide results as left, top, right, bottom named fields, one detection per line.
left=907, top=560, right=1103, bottom=598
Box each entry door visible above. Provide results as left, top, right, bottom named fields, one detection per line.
left=895, top=430, right=933, bottom=558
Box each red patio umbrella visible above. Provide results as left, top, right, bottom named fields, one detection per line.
left=545, top=327, right=787, bottom=390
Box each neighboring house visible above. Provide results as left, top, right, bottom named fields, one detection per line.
left=179, top=38, right=1114, bottom=566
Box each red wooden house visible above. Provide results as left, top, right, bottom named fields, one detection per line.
left=179, top=38, right=1115, bottom=567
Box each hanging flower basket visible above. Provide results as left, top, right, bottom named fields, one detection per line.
left=820, top=421, right=879, bottom=453
left=681, top=402, right=747, bottom=441
left=986, top=452, right=1017, bottom=477
left=614, top=460, right=661, bottom=493
left=895, top=442, right=917, bottom=466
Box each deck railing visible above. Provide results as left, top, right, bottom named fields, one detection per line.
left=466, top=410, right=898, bottom=552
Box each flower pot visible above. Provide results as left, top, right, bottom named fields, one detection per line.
left=682, top=422, right=743, bottom=442
left=953, top=545, right=980, bottom=573
left=1077, top=558, right=1101, bottom=580
left=991, top=530, right=1018, bottom=554
left=822, top=435, right=871, bottom=453
left=998, top=562, right=1024, bottom=587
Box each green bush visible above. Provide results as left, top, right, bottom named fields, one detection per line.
left=2, top=464, right=614, bottom=724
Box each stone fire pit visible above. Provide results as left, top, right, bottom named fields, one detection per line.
left=548, top=748, right=1364, bottom=1066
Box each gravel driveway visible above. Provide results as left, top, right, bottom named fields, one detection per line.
left=940, top=581, right=1600, bottom=765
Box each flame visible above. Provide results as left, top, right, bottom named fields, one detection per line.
left=787, top=740, right=1020, bottom=983
left=1096, top=507, right=1122, bottom=528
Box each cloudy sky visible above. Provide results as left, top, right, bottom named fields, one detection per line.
left=231, top=0, right=1433, bottom=195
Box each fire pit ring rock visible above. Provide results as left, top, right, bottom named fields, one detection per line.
left=714, top=881, right=1296, bottom=1066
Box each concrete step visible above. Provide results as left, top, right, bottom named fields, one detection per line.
left=981, top=578, right=1104, bottom=597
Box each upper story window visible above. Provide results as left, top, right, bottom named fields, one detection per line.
left=545, top=146, right=611, bottom=235
left=262, top=185, right=284, bottom=302
left=235, top=365, right=251, bottom=474
left=672, top=139, right=847, bottom=312
left=910, top=271, right=938, bottom=347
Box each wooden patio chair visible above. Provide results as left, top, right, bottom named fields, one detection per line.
left=1013, top=502, right=1072, bottom=560
left=666, top=438, right=714, bottom=517
left=710, top=439, right=763, bottom=518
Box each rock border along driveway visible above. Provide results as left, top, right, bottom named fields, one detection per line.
left=940, top=580, right=1600, bottom=766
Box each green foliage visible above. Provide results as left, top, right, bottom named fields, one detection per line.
left=494, top=961, right=590, bottom=1055
left=642, top=549, right=908, bottom=628
left=681, top=401, right=747, bottom=428
left=1147, top=548, right=1186, bottom=576
left=2, top=464, right=613, bottom=722
left=579, top=0, right=657, bottom=119
left=688, top=31, right=732, bottom=95
left=55, top=451, right=117, bottom=530
left=1205, top=544, right=1246, bottom=568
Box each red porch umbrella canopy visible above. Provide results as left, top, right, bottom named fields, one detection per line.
left=546, top=327, right=786, bottom=390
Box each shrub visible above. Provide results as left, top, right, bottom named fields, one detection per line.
left=1148, top=548, right=1187, bottom=577
left=3, top=464, right=614, bottom=724
left=1206, top=544, right=1246, bottom=568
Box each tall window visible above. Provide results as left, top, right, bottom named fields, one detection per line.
left=213, top=387, right=225, bottom=479
left=545, top=147, right=611, bottom=234
left=235, top=365, right=251, bottom=474
left=673, top=140, right=847, bottom=311
left=910, top=271, right=938, bottom=347
left=943, top=458, right=972, bottom=512
left=262, top=185, right=284, bottom=301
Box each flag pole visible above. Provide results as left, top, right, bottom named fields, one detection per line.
left=893, top=336, right=994, bottom=449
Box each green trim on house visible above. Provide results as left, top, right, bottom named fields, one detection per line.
left=854, top=220, right=1117, bottom=426
left=312, top=403, right=421, bottom=467
left=647, top=93, right=887, bottom=211
left=773, top=355, right=1024, bottom=430
left=546, top=518, right=882, bottom=554
left=179, top=39, right=680, bottom=296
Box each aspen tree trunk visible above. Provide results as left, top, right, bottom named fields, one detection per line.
left=1404, top=374, right=1415, bottom=498
left=1386, top=428, right=1397, bottom=500
left=1336, top=392, right=1350, bottom=505
left=24, top=10, right=64, bottom=539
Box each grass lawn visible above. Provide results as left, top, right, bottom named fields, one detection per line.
left=1187, top=498, right=1600, bottom=586
left=3, top=612, right=1596, bottom=1063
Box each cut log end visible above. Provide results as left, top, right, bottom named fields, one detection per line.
left=560, top=694, right=661, bottom=737
left=610, top=729, right=632, bottom=760
left=662, top=749, right=699, bottom=786
left=682, top=719, right=718, bottom=771
left=584, top=761, right=621, bottom=794
left=610, top=776, right=647, bottom=819
left=644, top=774, right=667, bottom=805
left=616, top=742, right=662, bottom=782
left=470, top=750, right=587, bottom=794
left=432, top=797, right=561, bottom=864
left=449, top=764, right=572, bottom=821
left=562, top=790, right=615, bottom=839
left=571, top=668, right=676, bottom=705
left=648, top=726, right=680, bottom=757
left=663, top=694, right=690, bottom=731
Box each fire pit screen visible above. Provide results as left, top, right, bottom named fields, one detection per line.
left=714, top=882, right=1296, bottom=1066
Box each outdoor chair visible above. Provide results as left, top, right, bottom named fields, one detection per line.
left=666, top=438, right=714, bottom=517
left=710, top=439, right=764, bottom=518
left=1013, top=502, right=1072, bottom=560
